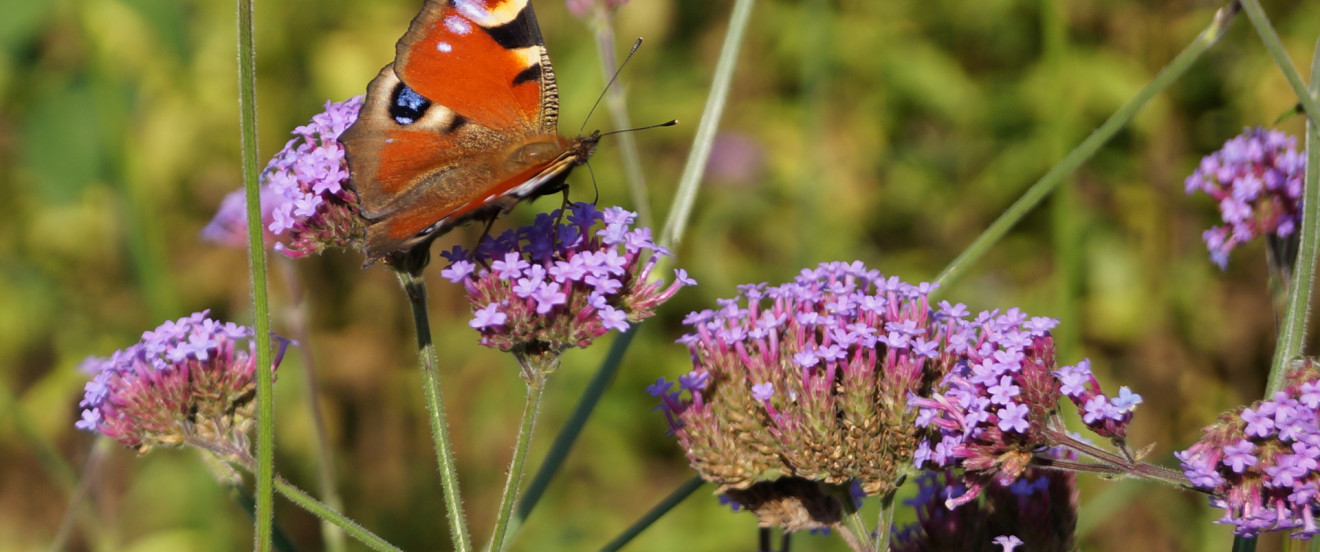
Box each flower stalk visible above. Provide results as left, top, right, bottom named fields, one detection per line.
left=487, top=364, right=549, bottom=552
left=396, top=271, right=472, bottom=551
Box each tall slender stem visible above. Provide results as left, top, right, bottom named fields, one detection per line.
left=49, top=437, right=112, bottom=552
left=597, top=476, right=705, bottom=552
left=397, top=271, right=473, bottom=552
left=587, top=11, right=653, bottom=228
left=1238, top=0, right=1320, bottom=128
left=272, top=476, right=403, bottom=552
left=235, top=0, right=274, bottom=548
left=487, top=360, right=550, bottom=552
left=208, top=444, right=404, bottom=552
left=1267, top=37, right=1320, bottom=394
left=835, top=512, right=873, bottom=552
left=658, top=0, right=757, bottom=250
left=513, top=329, right=635, bottom=532
left=277, top=260, right=345, bottom=552
left=870, top=488, right=896, bottom=552
left=933, top=3, right=1239, bottom=289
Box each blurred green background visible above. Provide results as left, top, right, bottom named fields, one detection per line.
left=4, top=0, right=1320, bottom=550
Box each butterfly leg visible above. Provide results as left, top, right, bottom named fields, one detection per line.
left=470, top=214, right=501, bottom=269
left=549, top=186, right=573, bottom=249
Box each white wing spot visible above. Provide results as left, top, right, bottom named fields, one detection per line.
left=453, top=0, right=524, bottom=27
left=444, top=15, right=473, bottom=35
left=436, top=41, right=453, bottom=53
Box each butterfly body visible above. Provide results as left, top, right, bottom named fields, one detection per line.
left=341, top=0, right=598, bottom=261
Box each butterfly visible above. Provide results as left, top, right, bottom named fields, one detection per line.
left=340, top=0, right=599, bottom=263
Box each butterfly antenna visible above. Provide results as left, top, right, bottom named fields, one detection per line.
left=578, top=38, right=645, bottom=137
left=596, top=119, right=678, bottom=138
left=585, top=159, right=601, bottom=205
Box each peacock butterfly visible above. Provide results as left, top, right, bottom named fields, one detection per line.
left=340, top=0, right=599, bottom=263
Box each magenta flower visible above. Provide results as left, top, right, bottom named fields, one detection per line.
left=440, top=203, right=692, bottom=382
left=76, top=311, right=289, bottom=456
left=1185, top=127, right=1304, bottom=268
left=203, top=97, right=366, bottom=257
left=1176, top=360, right=1320, bottom=538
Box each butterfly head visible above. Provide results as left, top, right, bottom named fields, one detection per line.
left=512, top=131, right=600, bottom=198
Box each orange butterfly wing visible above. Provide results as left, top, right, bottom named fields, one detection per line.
left=340, top=0, right=589, bottom=262
left=394, top=0, right=551, bottom=132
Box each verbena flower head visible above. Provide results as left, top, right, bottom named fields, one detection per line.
left=76, top=311, right=289, bottom=456
left=202, top=97, right=366, bottom=257
left=654, top=262, right=966, bottom=530
left=891, top=466, right=1077, bottom=552
left=1175, top=359, right=1320, bottom=538
left=908, top=313, right=1139, bottom=507
left=1184, top=127, right=1304, bottom=268
left=440, top=203, right=692, bottom=382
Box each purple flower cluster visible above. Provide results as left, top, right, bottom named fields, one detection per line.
left=890, top=466, right=1077, bottom=552
left=653, top=262, right=965, bottom=509
left=1175, top=361, right=1320, bottom=538
left=909, top=312, right=1139, bottom=506
left=203, top=97, right=365, bottom=257
left=76, top=311, right=289, bottom=455
left=440, top=203, right=691, bottom=378
left=1184, top=127, right=1304, bottom=268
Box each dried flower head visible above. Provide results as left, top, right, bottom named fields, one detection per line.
left=891, top=466, right=1077, bottom=552
left=440, top=203, right=692, bottom=382
left=1184, top=127, right=1304, bottom=268
left=719, top=478, right=860, bottom=533
left=1176, top=359, right=1320, bottom=538
left=76, top=311, right=289, bottom=456
left=654, top=261, right=966, bottom=527
left=203, top=97, right=366, bottom=257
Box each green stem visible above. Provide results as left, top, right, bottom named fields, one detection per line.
left=397, top=271, right=473, bottom=552
left=588, top=10, right=653, bottom=229
left=657, top=0, right=757, bottom=250
left=214, top=445, right=402, bottom=552
left=224, top=482, right=299, bottom=552
left=932, top=3, right=1240, bottom=289
left=513, top=329, right=635, bottom=529
left=273, top=477, right=403, bottom=552
left=869, top=488, right=897, bottom=552
left=1267, top=37, right=1320, bottom=394
left=49, top=436, right=112, bottom=552
left=597, top=476, right=704, bottom=552
left=487, top=364, right=549, bottom=552
left=1232, top=535, right=1258, bottom=552
left=836, top=509, right=873, bottom=552
left=235, top=0, right=274, bottom=548
left=276, top=260, right=346, bottom=552
left=1239, top=0, right=1320, bottom=129
left=1242, top=13, right=1316, bottom=551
